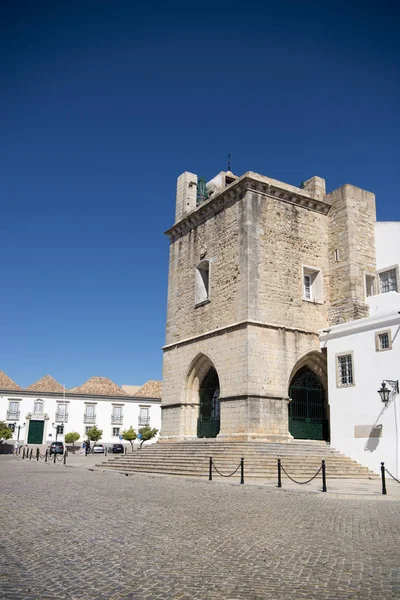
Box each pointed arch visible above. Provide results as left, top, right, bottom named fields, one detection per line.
left=288, top=351, right=329, bottom=441
left=288, top=350, right=327, bottom=392
left=185, top=353, right=221, bottom=438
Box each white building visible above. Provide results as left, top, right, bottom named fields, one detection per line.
left=0, top=373, right=162, bottom=447
left=321, top=222, right=400, bottom=477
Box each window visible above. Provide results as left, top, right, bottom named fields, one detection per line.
left=57, top=404, right=66, bottom=416
left=112, top=406, right=123, bottom=423
left=195, top=260, right=210, bottom=305
left=336, top=353, right=354, bottom=387
left=365, top=274, right=376, bottom=298
left=139, top=407, right=150, bottom=426
left=375, top=330, right=392, bottom=352
left=84, top=405, right=96, bottom=423
left=56, top=425, right=64, bottom=435
left=7, top=401, right=20, bottom=420
left=85, top=426, right=92, bottom=435
left=334, top=249, right=340, bottom=262
left=302, top=266, right=323, bottom=303
left=34, top=400, right=43, bottom=414
left=379, top=268, right=397, bottom=293
left=112, top=427, right=120, bottom=437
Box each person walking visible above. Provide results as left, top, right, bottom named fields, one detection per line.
left=85, top=439, right=90, bottom=456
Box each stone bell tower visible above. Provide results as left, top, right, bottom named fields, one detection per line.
left=160, top=168, right=376, bottom=442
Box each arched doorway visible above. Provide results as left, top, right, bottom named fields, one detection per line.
left=289, top=367, right=329, bottom=441
left=197, top=367, right=220, bottom=438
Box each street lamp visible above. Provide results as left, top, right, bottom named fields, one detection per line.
left=51, top=422, right=59, bottom=441
left=13, top=422, right=26, bottom=441
left=378, top=380, right=399, bottom=405
left=378, top=380, right=400, bottom=479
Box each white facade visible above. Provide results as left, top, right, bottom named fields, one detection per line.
left=0, top=389, right=161, bottom=447
left=321, top=291, right=400, bottom=477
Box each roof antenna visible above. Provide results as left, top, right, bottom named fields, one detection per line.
left=227, top=153, right=231, bottom=172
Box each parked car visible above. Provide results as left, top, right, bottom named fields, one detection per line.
left=49, top=441, right=64, bottom=455
left=111, top=443, right=124, bottom=453
left=92, top=444, right=105, bottom=453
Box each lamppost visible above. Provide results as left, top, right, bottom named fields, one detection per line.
left=13, top=422, right=26, bottom=442
left=378, top=380, right=399, bottom=478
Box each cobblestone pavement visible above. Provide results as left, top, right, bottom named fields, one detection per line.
left=1, top=457, right=399, bottom=600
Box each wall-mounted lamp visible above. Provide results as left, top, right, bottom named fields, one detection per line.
left=378, top=380, right=399, bottom=405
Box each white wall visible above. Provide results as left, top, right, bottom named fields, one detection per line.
left=0, top=394, right=161, bottom=446
left=321, top=306, right=400, bottom=476
left=375, top=222, right=400, bottom=269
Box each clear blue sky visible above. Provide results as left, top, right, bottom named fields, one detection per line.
left=1, top=0, right=399, bottom=388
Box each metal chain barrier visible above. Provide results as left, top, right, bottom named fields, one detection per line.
left=385, top=467, right=400, bottom=484
left=277, top=459, right=327, bottom=492
left=209, top=457, right=244, bottom=484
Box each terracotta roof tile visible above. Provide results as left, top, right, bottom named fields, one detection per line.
left=25, top=375, right=65, bottom=394
left=135, top=380, right=162, bottom=398
left=69, top=376, right=128, bottom=397
left=0, top=370, right=22, bottom=391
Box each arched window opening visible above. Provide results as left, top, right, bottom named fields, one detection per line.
left=195, top=260, right=210, bottom=305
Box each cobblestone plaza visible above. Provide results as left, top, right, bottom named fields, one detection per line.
left=1, top=457, right=400, bottom=600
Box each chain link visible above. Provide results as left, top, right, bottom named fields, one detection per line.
left=212, top=461, right=241, bottom=478
left=385, top=467, right=400, bottom=484
left=281, top=464, right=322, bottom=485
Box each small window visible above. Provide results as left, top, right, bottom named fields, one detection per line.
left=365, top=274, right=376, bottom=298
left=375, top=330, right=392, bottom=352
left=112, top=427, right=120, bottom=437
left=57, top=404, right=66, bottom=416
left=336, top=353, right=354, bottom=387
left=85, top=426, right=92, bottom=435
left=34, top=400, right=43, bottom=414
left=379, top=268, right=397, bottom=293
left=195, top=260, right=210, bottom=305
left=56, top=425, right=64, bottom=435
left=8, top=401, right=20, bottom=418
left=139, top=407, right=150, bottom=426
left=302, top=266, right=323, bottom=303
left=113, top=406, right=122, bottom=418
left=334, top=249, right=340, bottom=262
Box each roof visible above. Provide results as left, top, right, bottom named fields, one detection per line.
left=69, top=376, right=128, bottom=397
left=0, top=370, right=22, bottom=391
left=25, top=375, right=65, bottom=394
left=135, top=380, right=162, bottom=398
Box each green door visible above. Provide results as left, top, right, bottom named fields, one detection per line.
left=197, top=368, right=220, bottom=438
left=28, top=420, right=44, bottom=444
left=289, top=368, right=329, bottom=441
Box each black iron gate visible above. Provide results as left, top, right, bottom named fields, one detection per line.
left=289, top=368, right=328, bottom=441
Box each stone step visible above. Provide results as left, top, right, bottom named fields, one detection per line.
left=96, top=441, right=377, bottom=479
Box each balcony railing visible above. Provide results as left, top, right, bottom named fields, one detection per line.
left=111, top=415, right=123, bottom=425
left=6, top=411, right=20, bottom=421
left=55, top=412, right=69, bottom=423
left=138, top=416, right=150, bottom=426
left=83, top=414, right=96, bottom=424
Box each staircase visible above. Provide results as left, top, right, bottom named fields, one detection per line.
left=96, top=440, right=377, bottom=480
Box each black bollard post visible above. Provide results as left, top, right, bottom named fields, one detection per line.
left=125, top=446, right=127, bottom=455
left=240, top=457, right=244, bottom=484
left=63, top=452, right=67, bottom=465
left=209, top=457, right=213, bottom=481
left=36, top=448, right=39, bottom=461
left=18, top=446, right=21, bottom=455
left=22, top=448, right=25, bottom=460
left=30, top=449, right=33, bottom=460
left=321, top=459, right=327, bottom=492
left=381, top=462, right=387, bottom=495
left=53, top=451, right=56, bottom=464
left=105, top=446, right=107, bottom=456
left=45, top=449, right=48, bottom=462
left=277, top=459, right=282, bottom=488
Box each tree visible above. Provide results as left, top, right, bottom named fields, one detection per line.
left=0, top=421, right=13, bottom=441
left=86, top=426, right=103, bottom=447
left=64, top=431, right=80, bottom=453
left=138, top=426, right=158, bottom=448
left=122, top=426, right=136, bottom=452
